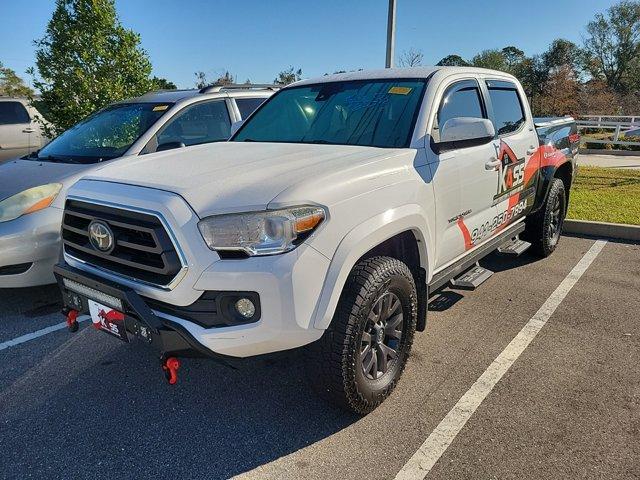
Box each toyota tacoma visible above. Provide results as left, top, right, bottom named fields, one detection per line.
left=54, top=67, right=579, bottom=414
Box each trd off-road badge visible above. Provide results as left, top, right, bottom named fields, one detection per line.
left=493, top=141, right=525, bottom=204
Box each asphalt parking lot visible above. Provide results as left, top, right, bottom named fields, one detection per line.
left=1, top=235, right=638, bottom=480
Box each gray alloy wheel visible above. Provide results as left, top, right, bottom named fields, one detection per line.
left=548, top=190, right=563, bottom=247
left=359, top=292, right=403, bottom=380
left=524, top=178, right=566, bottom=258
left=306, top=256, right=417, bottom=415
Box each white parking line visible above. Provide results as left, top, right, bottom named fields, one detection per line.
left=395, top=240, right=607, bottom=480
left=0, top=316, right=90, bottom=352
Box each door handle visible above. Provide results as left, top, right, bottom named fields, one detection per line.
left=22, top=128, right=35, bottom=134
left=485, top=158, right=501, bottom=170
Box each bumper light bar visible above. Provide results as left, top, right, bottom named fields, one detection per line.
left=62, top=278, right=123, bottom=311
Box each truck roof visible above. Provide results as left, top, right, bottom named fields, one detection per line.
left=293, top=66, right=516, bottom=87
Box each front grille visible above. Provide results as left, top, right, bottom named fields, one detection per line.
left=62, top=199, right=183, bottom=286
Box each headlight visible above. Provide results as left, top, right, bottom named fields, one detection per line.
left=0, top=183, right=63, bottom=223
left=198, top=206, right=326, bottom=256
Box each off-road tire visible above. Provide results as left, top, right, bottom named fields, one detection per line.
left=307, top=256, right=417, bottom=415
left=524, top=178, right=566, bottom=258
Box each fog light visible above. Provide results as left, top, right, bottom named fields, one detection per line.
left=235, top=298, right=255, bottom=319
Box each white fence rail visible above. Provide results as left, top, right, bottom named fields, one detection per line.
left=577, top=115, right=640, bottom=148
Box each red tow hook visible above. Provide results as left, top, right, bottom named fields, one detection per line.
left=64, top=308, right=80, bottom=332
left=162, top=357, right=180, bottom=385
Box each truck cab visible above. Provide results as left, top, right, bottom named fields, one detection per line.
left=53, top=67, right=579, bottom=414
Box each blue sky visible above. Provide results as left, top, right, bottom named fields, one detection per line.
left=0, top=0, right=619, bottom=89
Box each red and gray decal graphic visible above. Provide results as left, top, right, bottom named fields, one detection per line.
left=456, top=217, right=474, bottom=251
left=493, top=141, right=526, bottom=203
left=456, top=140, right=568, bottom=250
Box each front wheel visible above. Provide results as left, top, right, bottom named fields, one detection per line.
left=307, top=256, right=417, bottom=414
left=524, top=178, right=566, bottom=258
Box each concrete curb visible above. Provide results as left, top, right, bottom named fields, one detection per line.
left=580, top=149, right=640, bottom=157
left=564, top=219, right=640, bottom=242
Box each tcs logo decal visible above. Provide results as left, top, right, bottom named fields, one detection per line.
left=494, top=141, right=525, bottom=202
left=498, top=159, right=525, bottom=195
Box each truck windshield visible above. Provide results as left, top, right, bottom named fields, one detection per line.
left=233, top=79, right=427, bottom=148
left=34, top=102, right=172, bottom=164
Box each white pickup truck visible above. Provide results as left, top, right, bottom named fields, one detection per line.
left=55, top=67, right=579, bottom=414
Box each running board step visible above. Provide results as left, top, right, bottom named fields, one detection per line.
left=497, top=237, right=531, bottom=256
left=450, top=264, right=493, bottom=290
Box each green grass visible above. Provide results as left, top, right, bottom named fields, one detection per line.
left=567, top=166, right=640, bottom=225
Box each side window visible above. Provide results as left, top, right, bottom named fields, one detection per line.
left=486, top=81, right=525, bottom=136
left=149, top=100, right=231, bottom=152
left=0, top=102, right=30, bottom=125
left=236, top=97, right=267, bottom=119
left=436, top=81, right=485, bottom=132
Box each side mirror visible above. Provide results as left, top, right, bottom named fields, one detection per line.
left=439, top=117, right=495, bottom=151
left=156, top=141, right=185, bottom=152
left=230, top=120, right=244, bottom=137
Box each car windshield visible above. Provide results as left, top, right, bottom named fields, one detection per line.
left=233, top=79, right=427, bottom=148
left=35, top=102, right=172, bottom=164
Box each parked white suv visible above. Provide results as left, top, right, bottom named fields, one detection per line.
left=0, top=98, right=48, bottom=164
left=0, top=85, right=275, bottom=287
left=55, top=68, right=579, bottom=413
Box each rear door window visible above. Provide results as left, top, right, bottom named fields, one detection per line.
left=486, top=81, right=526, bottom=135
left=236, top=97, right=267, bottom=119
left=0, top=102, right=30, bottom=125
left=152, top=100, right=231, bottom=151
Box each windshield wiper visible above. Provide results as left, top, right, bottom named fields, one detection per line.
left=35, top=154, right=78, bottom=164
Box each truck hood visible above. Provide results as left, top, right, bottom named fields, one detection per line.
left=0, top=159, right=94, bottom=205
left=85, top=142, right=408, bottom=216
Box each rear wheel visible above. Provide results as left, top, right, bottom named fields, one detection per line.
left=524, top=178, right=566, bottom=257
left=307, top=256, right=417, bottom=414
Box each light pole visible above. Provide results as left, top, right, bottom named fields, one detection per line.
left=385, top=0, right=396, bottom=68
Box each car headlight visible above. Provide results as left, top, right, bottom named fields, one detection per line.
left=198, top=206, right=326, bottom=256
left=0, top=183, right=63, bottom=223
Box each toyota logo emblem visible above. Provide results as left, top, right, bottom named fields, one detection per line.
left=88, top=220, right=114, bottom=253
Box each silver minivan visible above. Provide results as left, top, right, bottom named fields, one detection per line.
left=0, top=85, right=276, bottom=288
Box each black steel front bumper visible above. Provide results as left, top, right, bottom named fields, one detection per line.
left=54, top=263, right=218, bottom=359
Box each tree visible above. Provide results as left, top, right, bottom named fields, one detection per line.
left=30, top=0, right=154, bottom=136
left=436, top=55, right=469, bottom=67
left=152, top=76, right=177, bottom=90
left=274, top=67, right=302, bottom=85
left=214, top=71, right=235, bottom=85
left=195, top=70, right=235, bottom=88
left=582, top=1, right=640, bottom=93
left=398, top=48, right=423, bottom=67
left=194, top=71, right=208, bottom=89
left=501, top=46, right=525, bottom=72
left=537, top=65, right=580, bottom=116
left=517, top=55, right=549, bottom=114
left=0, top=62, right=34, bottom=97
left=471, top=49, right=507, bottom=71
left=542, top=39, right=581, bottom=75
left=578, top=80, right=619, bottom=115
